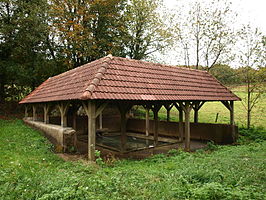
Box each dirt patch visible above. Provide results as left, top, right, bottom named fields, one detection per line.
left=56, top=153, right=87, bottom=162
left=0, top=115, right=11, bottom=120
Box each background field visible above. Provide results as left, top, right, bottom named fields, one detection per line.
left=133, top=86, right=266, bottom=129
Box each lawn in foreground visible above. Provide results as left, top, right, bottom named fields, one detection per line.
left=0, top=119, right=266, bottom=200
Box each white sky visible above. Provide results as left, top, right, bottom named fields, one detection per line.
left=160, top=0, right=266, bottom=66
left=163, top=0, right=266, bottom=33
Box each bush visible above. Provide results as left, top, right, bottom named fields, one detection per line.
left=238, top=126, right=266, bottom=144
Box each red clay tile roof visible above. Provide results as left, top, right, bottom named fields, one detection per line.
left=19, top=55, right=240, bottom=104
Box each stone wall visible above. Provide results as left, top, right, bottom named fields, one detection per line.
left=23, top=118, right=76, bottom=151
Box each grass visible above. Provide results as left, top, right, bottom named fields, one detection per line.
left=133, top=87, right=266, bottom=129
left=1, top=119, right=266, bottom=199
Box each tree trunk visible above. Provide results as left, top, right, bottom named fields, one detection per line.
left=247, top=81, right=251, bottom=129
left=0, top=75, right=5, bottom=102
left=247, top=109, right=251, bottom=129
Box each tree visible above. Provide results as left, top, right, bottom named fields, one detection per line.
left=238, top=25, right=266, bottom=129
left=123, top=0, right=173, bottom=60
left=173, top=0, right=236, bottom=70
left=209, top=64, right=240, bottom=85
left=49, top=0, right=127, bottom=69
left=0, top=0, right=56, bottom=102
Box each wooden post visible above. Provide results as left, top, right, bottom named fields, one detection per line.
left=118, top=103, right=132, bottom=152
left=120, top=108, right=127, bottom=152
left=230, top=101, right=236, bottom=141
left=178, top=107, right=183, bottom=142
left=154, top=109, right=159, bottom=146
left=43, top=104, right=50, bottom=124
left=194, top=109, right=199, bottom=123
left=221, top=100, right=236, bottom=142
left=83, top=101, right=107, bottom=161
left=24, top=105, right=28, bottom=118
left=58, top=102, right=69, bottom=127
left=175, top=103, right=184, bottom=142
left=184, top=102, right=190, bottom=151
left=152, top=104, right=161, bottom=146
left=88, top=101, right=96, bottom=161
left=164, top=104, right=173, bottom=122
left=99, top=112, right=103, bottom=129
left=192, top=101, right=205, bottom=123
left=145, top=108, right=149, bottom=136
left=180, top=102, right=193, bottom=151
left=71, top=104, right=79, bottom=130
left=32, top=105, right=37, bottom=121
left=166, top=109, right=170, bottom=122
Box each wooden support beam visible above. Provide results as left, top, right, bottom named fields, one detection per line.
left=192, top=101, right=205, bottom=123
left=72, top=105, right=78, bottom=130
left=32, top=105, right=37, bottom=121
left=88, top=101, right=96, bottom=161
left=95, top=102, right=107, bottom=129
left=221, top=101, right=232, bottom=111
left=230, top=101, right=236, bottom=141
left=174, top=102, right=184, bottom=142
left=95, top=102, right=108, bottom=117
left=24, top=105, right=28, bottom=118
left=43, top=104, right=50, bottom=124
left=178, top=107, right=184, bottom=142
left=99, top=112, right=103, bottom=129
left=152, top=104, right=162, bottom=146
left=221, top=100, right=236, bottom=142
left=180, top=102, right=193, bottom=151
left=82, top=101, right=97, bottom=161
left=164, top=103, right=174, bottom=122
left=145, top=108, right=149, bottom=136
left=117, top=102, right=132, bottom=152
left=120, top=108, right=127, bottom=152
left=230, top=101, right=234, bottom=125
left=58, top=102, right=69, bottom=127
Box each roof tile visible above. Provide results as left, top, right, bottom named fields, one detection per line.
left=20, top=56, right=240, bottom=104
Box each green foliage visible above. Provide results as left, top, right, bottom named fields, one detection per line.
left=205, top=141, right=219, bottom=151
left=238, top=126, right=266, bottom=144
left=123, top=0, right=172, bottom=59
left=95, top=150, right=104, bottom=166
left=0, top=0, right=64, bottom=101
left=1, top=0, right=172, bottom=102
left=209, top=64, right=241, bottom=85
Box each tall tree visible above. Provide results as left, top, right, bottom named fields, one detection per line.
left=173, top=0, right=236, bottom=70
left=0, top=0, right=55, bottom=102
left=50, top=0, right=127, bottom=69
left=238, top=25, right=266, bottom=129
left=123, top=0, right=172, bottom=60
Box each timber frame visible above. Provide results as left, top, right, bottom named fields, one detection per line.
left=23, top=99, right=237, bottom=161
left=19, top=55, right=240, bottom=161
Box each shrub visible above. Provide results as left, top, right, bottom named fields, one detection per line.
left=238, top=126, right=266, bottom=144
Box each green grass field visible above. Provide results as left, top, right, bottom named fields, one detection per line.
left=0, top=119, right=266, bottom=200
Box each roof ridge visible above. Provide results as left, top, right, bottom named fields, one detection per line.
left=111, top=56, right=207, bottom=73
left=49, top=56, right=109, bottom=81
left=81, top=55, right=113, bottom=99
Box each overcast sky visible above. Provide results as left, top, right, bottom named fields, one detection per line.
left=160, top=0, right=266, bottom=66
left=163, top=0, right=266, bottom=33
